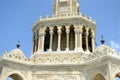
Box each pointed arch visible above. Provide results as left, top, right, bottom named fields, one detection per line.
left=60, top=25, right=66, bottom=51
left=69, top=24, right=75, bottom=50
left=52, top=26, right=58, bottom=51
left=44, top=27, right=50, bottom=51
left=82, top=26, right=86, bottom=51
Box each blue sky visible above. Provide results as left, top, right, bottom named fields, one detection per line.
left=0, top=0, right=120, bottom=58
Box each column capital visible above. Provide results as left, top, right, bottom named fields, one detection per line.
left=91, top=34, right=95, bottom=38
left=39, top=32, right=45, bottom=36
left=58, top=29, right=61, bottom=34
left=66, top=29, right=70, bottom=34
left=85, top=31, right=89, bottom=36
left=78, top=29, right=83, bottom=34
left=74, top=29, right=79, bottom=33
left=50, top=30, right=53, bottom=35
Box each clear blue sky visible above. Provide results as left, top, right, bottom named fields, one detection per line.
left=0, top=0, right=120, bottom=58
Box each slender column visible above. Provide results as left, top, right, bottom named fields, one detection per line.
left=79, top=29, right=83, bottom=51
left=49, top=29, right=53, bottom=51
left=77, top=31, right=80, bottom=48
left=75, top=29, right=78, bottom=50
left=57, top=28, right=61, bottom=51
left=41, top=32, right=45, bottom=52
left=91, top=34, right=95, bottom=52
left=66, top=27, right=70, bottom=51
left=85, top=29, right=89, bottom=52
left=38, top=34, right=41, bottom=51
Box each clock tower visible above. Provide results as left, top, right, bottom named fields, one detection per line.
left=53, top=0, right=80, bottom=17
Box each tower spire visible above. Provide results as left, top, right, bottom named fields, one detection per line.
left=53, top=0, right=80, bottom=17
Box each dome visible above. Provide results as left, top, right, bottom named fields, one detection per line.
left=8, top=49, right=26, bottom=59
left=93, top=45, right=116, bottom=56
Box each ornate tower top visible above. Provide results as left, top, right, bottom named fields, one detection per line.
left=53, top=0, right=80, bottom=17
left=32, top=0, right=96, bottom=54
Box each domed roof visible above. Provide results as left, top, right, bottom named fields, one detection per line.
left=9, top=48, right=26, bottom=59
left=93, top=45, right=116, bottom=56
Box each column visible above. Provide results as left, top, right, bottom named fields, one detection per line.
left=38, top=34, right=41, bottom=51
left=78, top=29, right=83, bottom=51
left=66, top=27, right=70, bottom=51
left=75, top=29, right=78, bottom=50
left=91, top=34, right=95, bottom=52
left=49, top=29, right=53, bottom=51
left=41, top=32, right=45, bottom=52
left=85, top=29, right=89, bottom=52
left=57, top=28, right=61, bottom=51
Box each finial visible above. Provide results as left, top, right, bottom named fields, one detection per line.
left=100, top=36, right=105, bottom=45
left=16, top=40, right=20, bottom=48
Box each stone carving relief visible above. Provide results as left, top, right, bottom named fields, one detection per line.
left=33, top=53, right=90, bottom=64
left=34, top=75, right=81, bottom=80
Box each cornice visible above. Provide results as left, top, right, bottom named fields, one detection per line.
left=32, top=15, right=96, bottom=31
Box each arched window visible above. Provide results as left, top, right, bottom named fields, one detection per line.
left=60, top=25, right=66, bottom=51
left=93, top=73, right=105, bottom=80
left=88, top=29, right=92, bottom=52
left=115, top=72, right=120, bottom=80
left=52, top=26, right=58, bottom=51
left=82, top=26, right=86, bottom=51
left=6, top=74, right=23, bottom=80
left=44, top=27, right=50, bottom=51
left=69, top=24, right=75, bottom=50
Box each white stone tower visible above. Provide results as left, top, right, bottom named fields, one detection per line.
left=0, top=0, right=120, bottom=80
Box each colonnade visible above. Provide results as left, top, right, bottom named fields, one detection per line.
left=33, top=24, right=95, bottom=53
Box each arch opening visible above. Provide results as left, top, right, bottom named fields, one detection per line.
left=52, top=26, right=58, bottom=51
left=6, top=74, right=23, bottom=80
left=60, top=25, right=66, bottom=51
left=93, top=73, right=105, bottom=80
left=44, top=27, right=50, bottom=51
left=69, top=25, right=75, bottom=50
left=82, top=26, right=86, bottom=51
